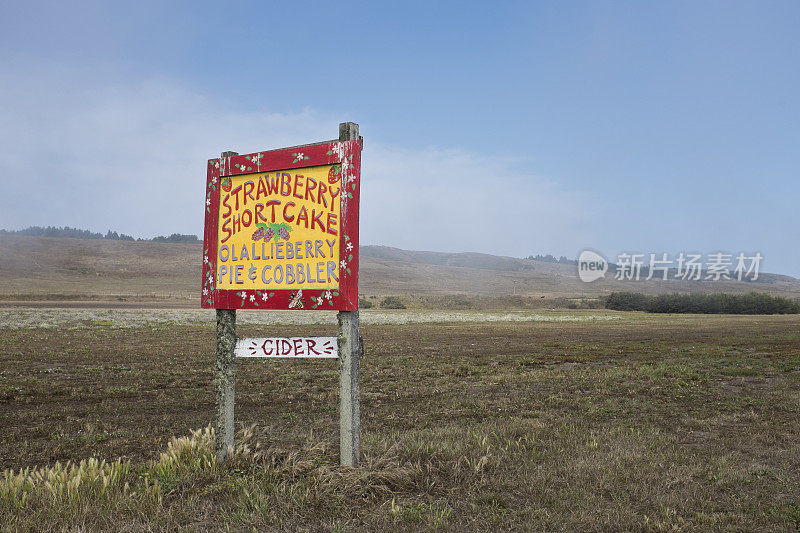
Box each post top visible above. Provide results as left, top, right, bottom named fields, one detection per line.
left=339, top=122, right=359, bottom=142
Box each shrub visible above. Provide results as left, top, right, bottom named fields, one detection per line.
left=358, top=298, right=373, bottom=309
left=604, top=292, right=650, bottom=311
left=379, top=296, right=406, bottom=309
left=605, top=292, right=800, bottom=314
left=646, top=292, right=799, bottom=314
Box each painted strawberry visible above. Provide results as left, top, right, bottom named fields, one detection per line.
left=221, top=177, right=232, bottom=192
left=327, top=164, right=341, bottom=185
left=255, top=222, right=288, bottom=242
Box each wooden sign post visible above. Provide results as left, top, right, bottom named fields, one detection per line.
left=336, top=122, right=361, bottom=467
left=202, top=124, right=363, bottom=466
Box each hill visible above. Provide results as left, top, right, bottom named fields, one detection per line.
left=0, top=236, right=798, bottom=306
left=358, top=246, right=800, bottom=300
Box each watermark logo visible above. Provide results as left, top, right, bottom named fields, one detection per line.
left=614, top=252, right=762, bottom=281
left=578, top=250, right=608, bottom=282
left=577, top=250, right=763, bottom=282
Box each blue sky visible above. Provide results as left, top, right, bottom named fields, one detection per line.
left=1, top=1, right=798, bottom=276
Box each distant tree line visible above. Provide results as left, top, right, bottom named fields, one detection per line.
left=104, top=230, right=135, bottom=241
left=527, top=254, right=577, bottom=266
left=605, top=291, right=799, bottom=314
left=0, top=226, right=199, bottom=243
left=150, top=234, right=201, bottom=243
left=528, top=253, right=627, bottom=273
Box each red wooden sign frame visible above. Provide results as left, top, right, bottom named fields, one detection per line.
left=201, top=139, right=362, bottom=310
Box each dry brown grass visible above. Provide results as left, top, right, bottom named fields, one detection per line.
left=1, top=313, right=799, bottom=530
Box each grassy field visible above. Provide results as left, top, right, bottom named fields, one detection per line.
left=1, top=310, right=799, bottom=530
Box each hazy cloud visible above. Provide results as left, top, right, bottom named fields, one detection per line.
left=361, top=145, right=594, bottom=257
left=0, top=67, right=593, bottom=259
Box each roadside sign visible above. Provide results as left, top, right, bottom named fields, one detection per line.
left=202, top=138, right=362, bottom=310
left=208, top=123, right=363, bottom=467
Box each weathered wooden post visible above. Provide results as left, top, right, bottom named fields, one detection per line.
left=337, top=122, right=361, bottom=467
left=215, top=150, right=238, bottom=461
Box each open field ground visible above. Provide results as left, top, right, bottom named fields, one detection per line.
left=1, top=310, right=799, bottom=530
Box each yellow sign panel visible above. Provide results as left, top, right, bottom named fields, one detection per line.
left=216, top=164, right=341, bottom=291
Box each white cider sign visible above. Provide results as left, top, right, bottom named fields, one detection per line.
left=235, top=337, right=338, bottom=358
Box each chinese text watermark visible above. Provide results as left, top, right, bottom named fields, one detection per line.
left=578, top=250, right=763, bottom=282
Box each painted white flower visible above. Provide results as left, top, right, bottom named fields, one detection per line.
left=208, top=274, right=214, bottom=283
left=316, top=297, right=323, bottom=306
left=249, top=295, right=255, bottom=302
left=346, top=242, right=353, bottom=251
left=261, top=293, right=268, bottom=300
left=212, top=177, right=217, bottom=184
left=203, top=288, right=208, bottom=295
left=340, top=260, right=347, bottom=268
left=325, top=290, right=332, bottom=300
left=296, top=152, right=304, bottom=160
left=205, top=199, right=211, bottom=206
left=251, top=156, right=258, bottom=163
